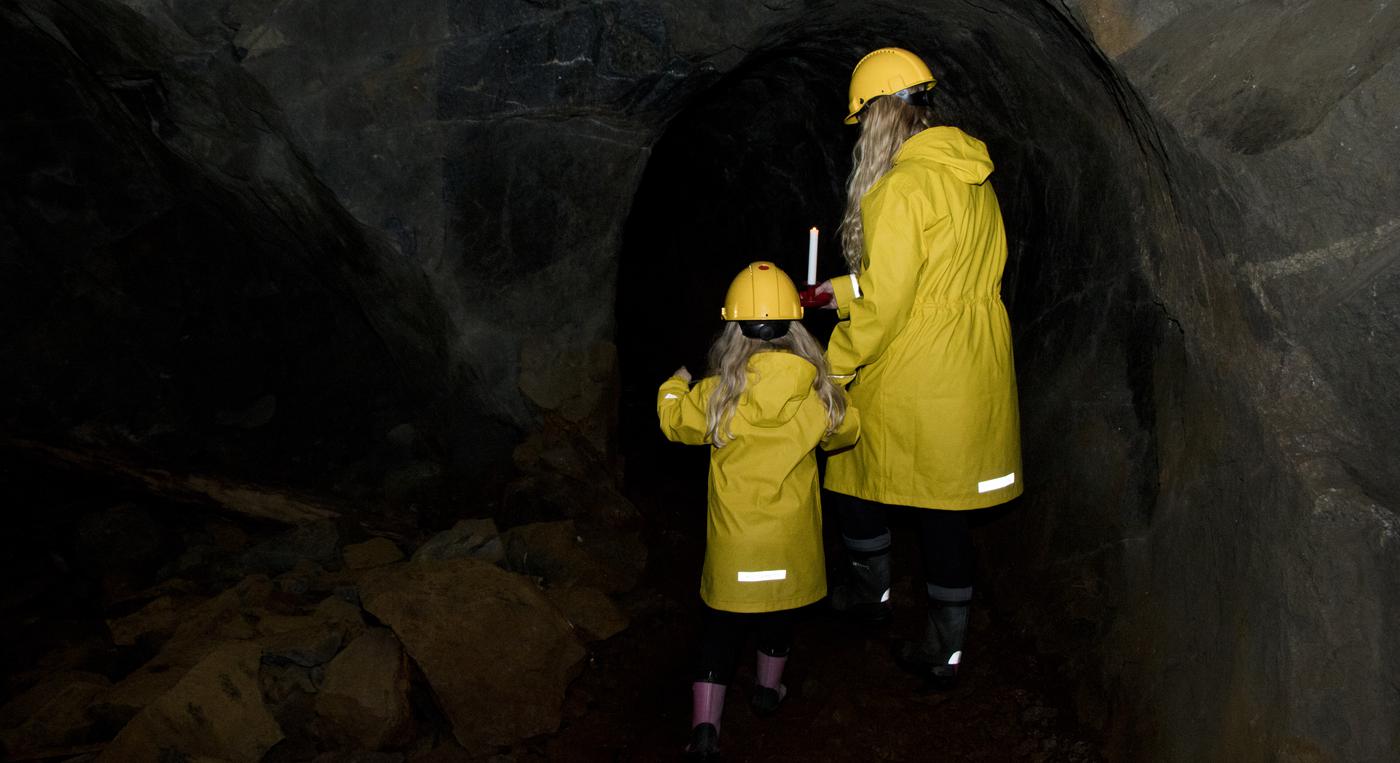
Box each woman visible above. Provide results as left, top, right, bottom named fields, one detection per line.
left=815, top=47, right=1022, bottom=688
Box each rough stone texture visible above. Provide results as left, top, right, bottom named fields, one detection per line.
left=4, top=0, right=1399, bottom=759
left=238, top=518, right=343, bottom=575
left=105, top=592, right=206, bottom=647
left=259, top=620, right=346, bottom=668
left=0, top=671, right=111, bottom=758
left=502, top=520, right=645, bottom=593
left=343, top=536, right=406, bottom=570
left=359, top=558, right=586, bottom=748
left=97, top=642, right=282, bottom=762
left=411, top=517, right=503, bottom=564
left=542, top=585, right=629, bottom=643
left=314, top=628, right=414, bottom=751
left=0, top=0, right=455, bottom=500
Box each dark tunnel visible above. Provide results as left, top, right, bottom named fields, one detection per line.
left=3, top=0, right=1399, bottom=760
left=614, top=12, right=1176, bottom=756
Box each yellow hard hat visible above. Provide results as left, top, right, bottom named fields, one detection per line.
left=845, top=47, right=937, bottom=124
left=720, top=262, right=803, bottom=321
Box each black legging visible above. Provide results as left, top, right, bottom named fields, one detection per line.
left=696, top=605, right=795, bottom=684
left=828, top=490, right=976, bottom=589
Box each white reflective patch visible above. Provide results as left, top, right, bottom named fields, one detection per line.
left=948, top=650, right=962, bottom=666
left=663, top=393, right=678, bottom=400
left=977, top=472, right=1016, bottom=493
left=880, top=588, right=891, bottom=603
left=849, top=274, right=862, bottom=299
left=737, top=569, right=787, bottom=582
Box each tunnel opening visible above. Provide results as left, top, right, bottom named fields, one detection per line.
left=615, top=4, right=1180, bottom=755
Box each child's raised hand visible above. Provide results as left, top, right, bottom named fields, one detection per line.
left=673, top=366, right=692, bottom=383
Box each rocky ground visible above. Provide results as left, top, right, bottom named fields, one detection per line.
left=0, top=432, right=1101, bottom=762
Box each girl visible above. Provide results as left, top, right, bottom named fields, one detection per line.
left=658, top=261, right=859, bottom=760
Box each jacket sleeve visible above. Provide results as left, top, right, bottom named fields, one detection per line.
left=829, top=273, right=860, bottom=320
left=825, top=176, right=926, bottom=384
left=657, top=376, right=713, bottom=445
left=820, top=398, right=861, bottom=452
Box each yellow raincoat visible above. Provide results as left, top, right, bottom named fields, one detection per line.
left=658, top=352, right=860, bottom=613
left=825, top=126, right=1022, bottom=510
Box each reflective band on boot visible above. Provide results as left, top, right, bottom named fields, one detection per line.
left=830, top=542, right=892, bottom=622
left=895, top=591, right=971, bottom=688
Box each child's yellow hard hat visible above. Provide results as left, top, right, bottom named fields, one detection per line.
left=720, top=262, right=803, bottom=321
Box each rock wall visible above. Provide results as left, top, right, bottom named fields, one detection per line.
left=2, top=0, right=1397, bottom=759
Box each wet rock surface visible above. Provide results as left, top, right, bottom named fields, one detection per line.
left=2, top=0, right=1398, bottom=759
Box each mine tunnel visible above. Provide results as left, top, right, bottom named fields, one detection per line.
left=2, top=0, right=1398, bottom=761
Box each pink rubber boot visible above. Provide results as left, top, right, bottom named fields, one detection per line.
left=685, top=681, right=724, bottom=760
left=751, top=649, right=788, bottom=717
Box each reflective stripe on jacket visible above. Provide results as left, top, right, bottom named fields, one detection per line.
left=658, top=351, right=860, bottom=612
left=825, top=126, right=1022, bottom=510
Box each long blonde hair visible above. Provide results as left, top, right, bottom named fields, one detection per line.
left=838, top=96, right=934, bottom=273
left=703, top=322, right=848, bottom=448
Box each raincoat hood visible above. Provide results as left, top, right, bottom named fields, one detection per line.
left=894, top=126, right=994, bottom=185
left=739, top=352, right=817, bottom=427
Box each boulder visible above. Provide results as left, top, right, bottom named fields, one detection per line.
left=97, top=643, right=282, bottom=762
left=314, top=628, right=414, bottom=750
left=239, top=519, right=343, bottom=575
left=96, top=575, right=357, bottom=724
left=93, top=574, right=272, bottom=724
left=411, top=518, right=503, bottom=564
left=502, top=520, right=645, bottom=593
left=359, top=559, right=585, bottom=748
left=259, top=621, right=346, bottom=668
left=543, top=585, right=629, bottom=642
left=0, top=672, right=110, bottom=759
left=313, top=595, right=367, bottom=643
left=343, top=537, right=405, bottom=570
left=93, top=639, right=220, bottom=730
left=105, top=592, right=206, bottom=648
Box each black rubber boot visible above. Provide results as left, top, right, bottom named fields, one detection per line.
left=684, top=723, right=720, bottom=761
left=895, top=599, right=969, bottom=690
left=828, top=550, right=892, bottom=623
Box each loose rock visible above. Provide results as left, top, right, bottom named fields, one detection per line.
left=411, top=518, right=503, bottom=564
left=343, top=537, right=405, bottom=569
left=502, top=520, right=645, bottom=593
left=359, top=558, right=585, bottom=748
left=97, top=642, right=282, bottom=762
left=314, top=628, right=414, bottom=750
left=0, top=672, right=110, bottom=758
left=543, top=585, right=629, bottom=642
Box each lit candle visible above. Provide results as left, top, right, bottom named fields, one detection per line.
left=807, top=227, right=819, bottom=285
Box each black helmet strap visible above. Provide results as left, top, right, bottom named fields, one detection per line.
left=739, top=320, right=791, bottom=341
left=895, top=84, right=933, bottom=108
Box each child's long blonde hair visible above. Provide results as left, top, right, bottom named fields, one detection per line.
left=703, top=322, right=847, bottom=448
left=838, top=96, right=933, bottom=273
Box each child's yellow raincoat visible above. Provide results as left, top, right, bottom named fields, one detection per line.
left=658, top=352, right=860, bottom=613
left=826, top=126, right=1022, bottom=510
